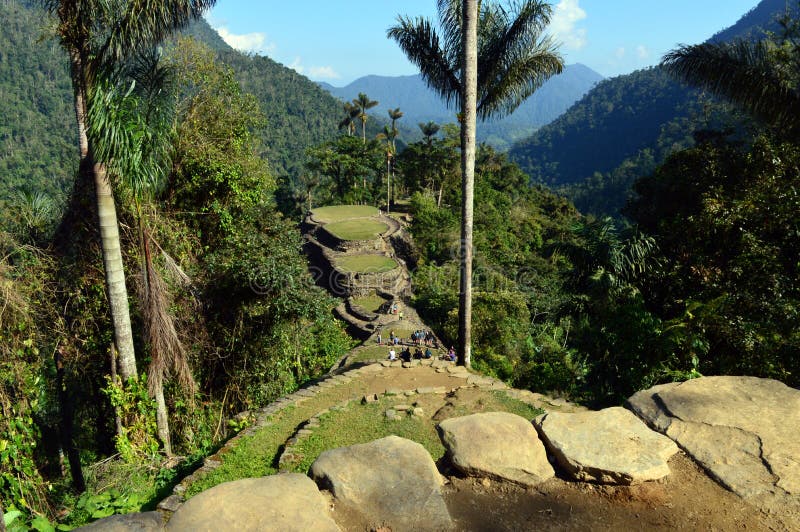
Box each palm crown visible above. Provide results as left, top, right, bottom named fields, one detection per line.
left=388, top=0, right=563, bottom=120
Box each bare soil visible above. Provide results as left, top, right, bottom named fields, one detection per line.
left=326, top=367, right=799, bottom=532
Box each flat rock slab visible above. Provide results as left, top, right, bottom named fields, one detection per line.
left=76, top=512, right=163, bottom=531
left=310, top=435, right=453, bottom=531
left=627, top=376, right=800, bottom=501
left=165, top=474, right=339, bottom=531
left=534, top=407, right=678, bottom=484
left=438, top=412, right=554, bottom=487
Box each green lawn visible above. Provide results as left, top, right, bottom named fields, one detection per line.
left=286, top=391, right=544, bottom=474
left=310, top=205, right=380, bottom=223
left=351, top=293, right=388, bottom=313
left=335, top=254, right=397, bottom=273
left=323, top=219, right=388, bottom=241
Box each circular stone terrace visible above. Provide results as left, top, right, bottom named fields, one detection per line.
left=334, top=254, right=398, bottom=274
left=310, top=205, right=380, bottom=224
left=322, top=219, right=389, bottom=241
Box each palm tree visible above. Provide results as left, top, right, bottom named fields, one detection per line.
left=88, top=51, right=195, bottom=456
left=338, top=101, right=360, bottom=136
left=419, top=121, right=441, bottom=145
left=44, top=0, right=216, bottom=384
left=377, top=125, right=398, bottom=213
left=662, top=39, right=800, bottom=137
left=388, top=0, right=563, bottom=120
left=353, top=92, right=379, bottom=143
left=388, top=107, right=404, bottom=149
left=389, top=0, right=562, bottom=367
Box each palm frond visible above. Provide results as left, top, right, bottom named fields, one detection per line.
left=662, top=41, right=800, bottom=134
left=99, top=0, right=216, bottom=67
left=388, top=16, right=461, bottom=106
left=479, top=37, right=562, bottom=118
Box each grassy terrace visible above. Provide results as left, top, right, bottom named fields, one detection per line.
left=351, top=293, right=388, bottom=313
left=323, top=219, right=388, bottom=241
left=184, top=383, right=542, bottom=496
left=284, top=391, right=542, bottom=473
left=310, top=205, right=380, bottom=224
left=335, top=254, right=397, bottom=273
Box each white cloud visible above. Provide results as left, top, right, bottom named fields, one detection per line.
left=636, top=45, right=649, bottom=59
left=615, top=47, right=626, bottom=59
left=288, top=58, right=340, bottom=80
left=288, top=57, right=304, bottom=74
left=549, top=0, right=587, bottom=50
left=214, top=26, right=276, bottom=55
left=308, top=66, right=341, bottom=80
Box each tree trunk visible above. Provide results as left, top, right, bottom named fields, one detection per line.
left=387, top=155, right=391, bottom=214
left=457, top=0, right=478, bottom=369
left=94, top=161, right=137, bottom=382
left=55, top=348, right=85, bottom=493
left=69, top=48, right=137, bottom=382
left=154, top=383, right=172, bottom=456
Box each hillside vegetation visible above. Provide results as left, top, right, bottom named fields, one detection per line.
left=509, top=0, right=795, bottom=217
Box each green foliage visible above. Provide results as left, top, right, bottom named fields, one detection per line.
left=74, top=489, right=145, bottom=521
left=627, top=133, right=800, bottom=386
left=102, top=376, right=159, bottom=462
left=304, top=135, right=387, bottom=207
left=0, top=0, right=76, bottom=226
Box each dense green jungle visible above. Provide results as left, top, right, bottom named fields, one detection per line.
left=1, top=0, right=798, bottom=529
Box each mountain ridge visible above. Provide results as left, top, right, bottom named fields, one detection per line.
left=319, top=64, right=604, bottom=150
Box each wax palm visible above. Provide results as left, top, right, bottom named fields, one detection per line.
left=388, top=0, right=563, bottom=120
left=662, top=40, right=800, bottom=137
left=388, top=107, right=404, bottom=149
left=353, top=92, right=379, bottom=142
left=88, top=51, right=195, bottom=456
left=419, top=121, right=441, bottom=144
left=338, top=102, right=360, bottom=135
left=45, top=0, right=216, bottom=385
left=377, top=125, right=398, bottom=212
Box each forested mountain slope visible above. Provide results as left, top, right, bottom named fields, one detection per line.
left=0, top=0, right=75, bottom=206
left=508, top=0, right=795, bottom=217
left=0, top=5, right=380, bottom=211
left=322, top=64, right=603, bottom=151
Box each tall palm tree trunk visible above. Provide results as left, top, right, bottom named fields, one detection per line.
left=457, top=0, right=478, bottom=368
left=94, top=161, right=137, bottom=382
left=69, top=50, right=137, bottom=382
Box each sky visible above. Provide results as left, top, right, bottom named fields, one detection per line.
left=206, top=0, right=761, bottom=86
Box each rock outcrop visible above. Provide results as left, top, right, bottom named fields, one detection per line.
left=77, top=512, right=163, bottom=531
left=310, top=435, right=453, bottom=531
left=627, top=376, right=800, bottom=509
left=534, top=407, right=679, bottom=484
left=438, top=412, right=554, bottom=487
left=165, top=474, right=340, bottom=531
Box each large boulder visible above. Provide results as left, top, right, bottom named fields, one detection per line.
left=310, top=435, right=453, bottom=531
left=76, top=512, right=163, bottom=531
left=165, top=474, right=339, bottom=531
left=534, top=407, right=678, bottom=484
left=627, top=376, right=800, bottom=501
left=438, top=412, right=554, bottom=487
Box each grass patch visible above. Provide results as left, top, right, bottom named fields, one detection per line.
left=289, top=398, right=445, bottom=473
left=287, top=391, right=545, bottom=474
left=311, top=205, right=380, bottom=223
left=323, top=219, right=388, bottom=241
left=351, top=293, right=388, bottom=313
left=335, top=254, right=397, bottom=273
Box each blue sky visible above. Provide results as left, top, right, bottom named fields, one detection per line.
left=206, top=0, right=761, bottom=85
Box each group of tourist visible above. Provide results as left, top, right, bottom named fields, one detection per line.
left=411, top=329, right=436, bottom=348
left=387, top=346, right=434, bottom=362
